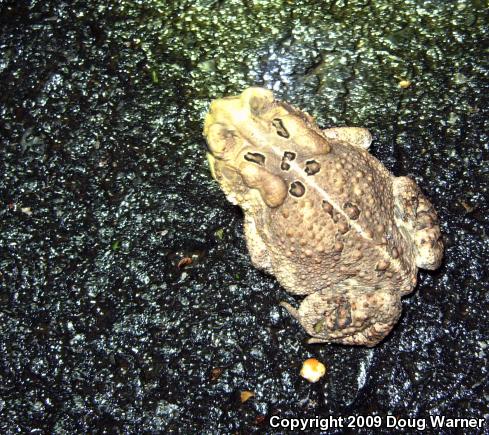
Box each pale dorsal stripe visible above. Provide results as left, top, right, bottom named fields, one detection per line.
left=267, top=143, right=402, bottom=274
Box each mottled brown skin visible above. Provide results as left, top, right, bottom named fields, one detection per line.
left=204, top=87, right=443, bottom=347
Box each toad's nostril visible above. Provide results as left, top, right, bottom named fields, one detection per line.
left=241, top=87, right=274, bottom=115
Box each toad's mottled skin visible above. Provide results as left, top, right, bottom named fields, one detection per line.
left=204, top=87, right=443, bottom=347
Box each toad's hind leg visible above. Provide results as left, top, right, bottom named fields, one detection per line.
left=280, top=286, right=402, bottom=347
left=393, top=176, right=444, bottom=270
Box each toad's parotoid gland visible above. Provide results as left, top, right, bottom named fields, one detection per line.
left=204, top=87, right=443, bottom=347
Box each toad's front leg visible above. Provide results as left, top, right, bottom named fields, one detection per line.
left=321, top=127, right=372, bottom=149
left=280, top=285, right=402, bottom=347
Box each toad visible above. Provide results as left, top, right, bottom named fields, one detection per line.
left=203, top=87, right=443, bottom=347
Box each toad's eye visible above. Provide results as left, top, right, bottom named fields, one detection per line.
left=244, top=152, right=266, bottom=165
left=272, top=118, right=290, bottom=138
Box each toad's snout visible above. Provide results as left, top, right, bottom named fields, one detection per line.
left=203, top=87, right=275, bottom=156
